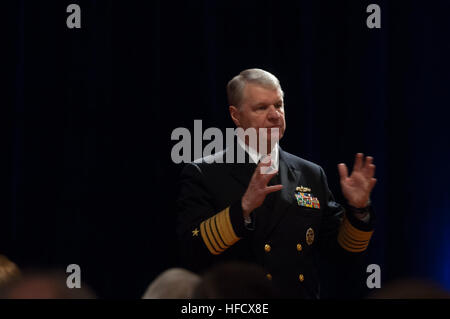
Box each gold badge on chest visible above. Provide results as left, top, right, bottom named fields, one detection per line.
left=296, top=186, right=311, bottom=193
left=306, top=228, right=315, bottom=245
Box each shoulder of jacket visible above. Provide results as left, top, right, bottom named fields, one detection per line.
left=192, top=148, right=227, bottom=165
left=280, top=149, right=323, bottom=173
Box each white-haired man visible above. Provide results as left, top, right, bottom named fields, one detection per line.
left=177, top=68, right=376, bottom=298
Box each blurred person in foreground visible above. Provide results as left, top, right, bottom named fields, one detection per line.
left=142, top=268, right=201, bottom=299
left=192, top=261, right=275, bottom=298
left=0, top=255, right=21, bottom=289
left=369, top=278, right=450, bottom=299
left=0, top=269, right=96, bottom=299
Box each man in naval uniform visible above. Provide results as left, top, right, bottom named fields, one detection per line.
left=176, top=68, right=376, bottom=298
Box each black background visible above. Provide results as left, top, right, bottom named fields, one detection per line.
left=4, top=0, right=450, bottom=298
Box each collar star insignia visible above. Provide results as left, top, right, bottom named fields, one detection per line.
left=192, top=228, right=199, bottom=236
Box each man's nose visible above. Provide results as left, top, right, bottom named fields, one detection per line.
left=267, top=106, right=281, bottom=120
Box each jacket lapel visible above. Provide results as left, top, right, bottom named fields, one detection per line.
left=226, top=141, right=258, bottom=188
left=261, top=148, right=299, bottom=239
left=229, top=162, right=256, bottom=188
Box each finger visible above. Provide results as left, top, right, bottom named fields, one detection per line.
left=264, top=184, right=283, bottom=194
left=370, top=178, right=377, bottom=190
left=362, top=156, right=373, bottom=176
left=365, top=156, right=373, bottom=166
left=353, top=153, right=364, bottom=172
left=261, top=170, right=279, bottom=184
left=337, top=163, right=348, bottom=181
left=256, top=157, right=272, bottom=171
left=254, top=157, right=272, bottom=176
left=363, top=156, right=373, bottom=170
left=366, top=164, right=376, bottom=178
left=260, top=154, right=272, bottom=165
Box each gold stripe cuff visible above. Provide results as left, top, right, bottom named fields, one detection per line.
left=215, top=207, right=239, bottom=246
left=340, top=232, right=369, bottom=247
left=205, top=218, right=224, bottom=253
left=338, top=215, right=373, bottom=252
left=338, top=232, right=369, bottom=252
left=219, top=207, right=240, bottom=245
left=216, top=209, right=231, bottom=245
left=342, top=215, right=374, bottom=241
left=200, top=220, right=220, bottom=255
left=200, top=206, right=240, bottom=255
left=209, top=216, right=227, bottom=250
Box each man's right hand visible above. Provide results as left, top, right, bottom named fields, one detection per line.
left=241, top=156, right=283, bottom=218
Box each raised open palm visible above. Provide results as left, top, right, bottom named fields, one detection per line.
left=338, top=153, right=377, bottom=208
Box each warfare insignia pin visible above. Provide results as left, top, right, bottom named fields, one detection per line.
left=296, top=186, right=311, bottom=193
left=306, top=228, right=315, bottom=245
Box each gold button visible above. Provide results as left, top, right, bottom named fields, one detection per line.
left=299, top=274, right=304, bottom=282
left=264, top=244, right=271, bottom=253
left=297, top=243, right=302, bottom=251
left=266, top=273, right=272, bottom=280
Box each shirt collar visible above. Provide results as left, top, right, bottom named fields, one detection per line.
left=236, top=135, right=279, bottom=169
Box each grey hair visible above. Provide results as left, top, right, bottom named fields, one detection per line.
left=226, top=68, right=284, bottom=107
left=141, top=268, right=201, bottom=299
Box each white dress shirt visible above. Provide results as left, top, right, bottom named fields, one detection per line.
left=236, top=136, right=279, bottom=173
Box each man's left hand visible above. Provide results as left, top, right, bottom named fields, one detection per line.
left=338, top=153, right=377, bottom=209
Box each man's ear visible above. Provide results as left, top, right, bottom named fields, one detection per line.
left=229, top=105, right=241, bottom=127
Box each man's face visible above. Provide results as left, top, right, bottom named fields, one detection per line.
left=230, top=83, right=286, bottom=149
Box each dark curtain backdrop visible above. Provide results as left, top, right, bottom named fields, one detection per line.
left=5, top=0, right=450, bottom=298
